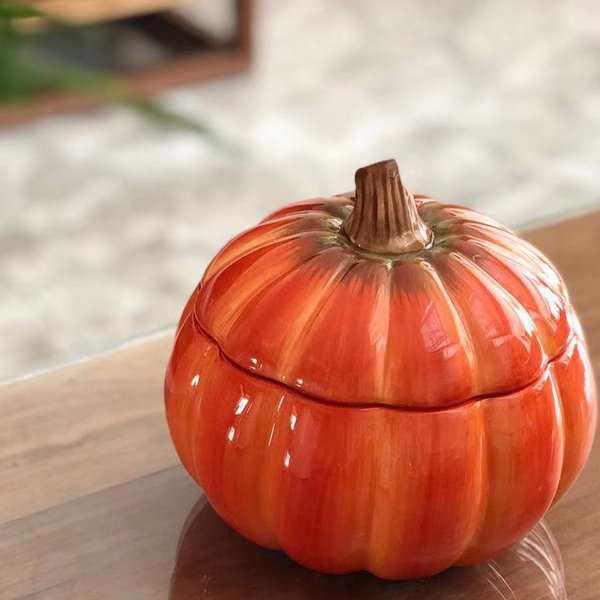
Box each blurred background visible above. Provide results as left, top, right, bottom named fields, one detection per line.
left=1, top=0, right=599, bottom=382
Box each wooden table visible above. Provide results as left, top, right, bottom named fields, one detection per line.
left=1, top=211, right=599, bottom=599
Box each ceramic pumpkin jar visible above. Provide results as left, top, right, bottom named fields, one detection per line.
left=164, top=160, right=596, bottom=579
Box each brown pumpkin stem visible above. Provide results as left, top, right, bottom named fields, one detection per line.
left=344, top=159, right=433, bottom=254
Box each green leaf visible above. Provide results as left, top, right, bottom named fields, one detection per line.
left=0, top=3, right=238, bottom=149
left=0, top=3, right=44, bottom=20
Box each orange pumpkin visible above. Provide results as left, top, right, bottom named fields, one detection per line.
left=165, top=160, right=596, bottom=579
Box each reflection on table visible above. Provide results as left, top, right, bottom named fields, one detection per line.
left=170, top=497, right=566, bottom=600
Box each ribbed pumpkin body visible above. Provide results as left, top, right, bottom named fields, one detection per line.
left=165, top=181, right=596, bottom=579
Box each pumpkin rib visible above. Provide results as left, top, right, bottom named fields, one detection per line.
left=217, top=248, right=356, bottom=360
left=364, top=413, right=381, bottom=575
left=278, top=259, right=362, bottom=379
left=443, top=249, right=547, bottom=391
left=550, top=367, right=568, bottom=502
left=261, top=196, right=350, bottom=223
left=258, top=393, right=285, bottom=549
left=201, top=213, right=315, bottom=283
left=456, top=403, right=490, bottom=565
left=476, top=223, right=564, bottom=281
left=196, top=237, right=328, bottom=338
left=456, top=369, right=565, bottom=565
left=448, top=217, right=509, bottom=233
left=454, top=237, right=571, bottom=358
left=552, top=343, right=572, bottom=505
left=467, top=234, right=566, bottom=300
left=414, top=259, right=478, bottom=397
left=289, top=258, right=395, bottom=403
left=201, top=227, right=332, bottom=287
left=550, top=332, right=597, bottom=503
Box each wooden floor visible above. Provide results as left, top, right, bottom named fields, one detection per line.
left=1, top=211, right=599, bottom=599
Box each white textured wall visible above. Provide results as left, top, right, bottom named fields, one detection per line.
left=1, top=0, right=599, bottom=380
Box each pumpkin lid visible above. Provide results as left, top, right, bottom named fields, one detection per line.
left=192, top=160, right=573, bottom=409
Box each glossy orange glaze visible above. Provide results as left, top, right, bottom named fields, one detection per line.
left=194, top=196, right=572, bottom=408
left=165, top=189, right=596, bottom=579
left=165, top=316, right=595, bottom=579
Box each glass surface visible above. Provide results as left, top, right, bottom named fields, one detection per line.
left=0, top=464, right=567, bottom=599
left=173, top=495, right=566, bottom=600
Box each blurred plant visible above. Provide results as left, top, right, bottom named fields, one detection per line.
left=0, top=1, right=220, bottom=139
